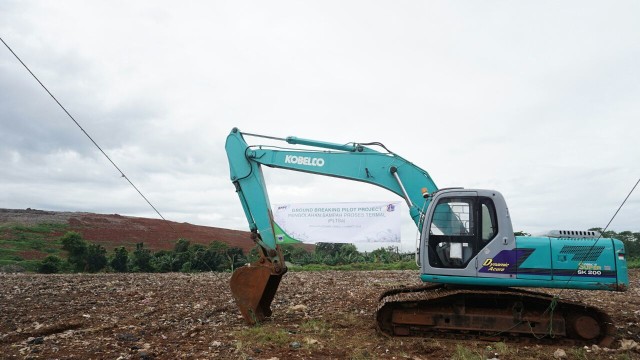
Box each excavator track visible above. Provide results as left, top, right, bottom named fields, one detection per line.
left=376, top=284, right=616, bottom=347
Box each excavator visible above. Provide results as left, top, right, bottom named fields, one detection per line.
left=225, top=127, right=629, bottom=346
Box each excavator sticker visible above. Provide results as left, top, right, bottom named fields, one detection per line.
left=482, top=258, right=510, bottom=272
left=284, top=154, right=325, bottom=167
left=480, top=249, right=616, bottom=277
left=479, top=249, right=533, bottom=274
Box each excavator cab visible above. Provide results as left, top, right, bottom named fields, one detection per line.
left=421, top=189, right=507, bottom=273
left=419, top=188, right=627, bottom=293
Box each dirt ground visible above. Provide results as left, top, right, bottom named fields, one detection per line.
left=1, top=270, right=639, bottom=360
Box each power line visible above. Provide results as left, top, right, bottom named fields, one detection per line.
left=1, top=36, right=176, bottom=232
left=557, top=176, right=639, bottom=297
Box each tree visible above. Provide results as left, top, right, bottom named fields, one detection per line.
left=61, top=231, right=88, bottom=271
left=174, top=238, right=191, bottom=253
left=85, top=243, right=107, bottom=272
left=225, top=246, right=247, bottom=271
left=150, top=253, right=174, bottom=272
left=337, top=244, right=360, bottom=264
left=38, top=255, right=64, bottom=274
left=110, top=246, right=129, bottom=272
left=188, top=244, right=212, bottom=271
left=131, top=242, right=153, bottom=272
left=369, top=246, right=401, bottom=263
left=282, top=244, right=312, bottom=265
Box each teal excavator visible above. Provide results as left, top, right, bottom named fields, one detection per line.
left=225, top=128, right=628, bottom=345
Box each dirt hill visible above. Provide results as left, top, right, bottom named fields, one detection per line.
left=0, top=208, right=256, bottom=258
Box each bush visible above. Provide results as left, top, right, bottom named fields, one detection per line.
left=110, top=246, right=129, bottom=272
left=38, top=255, right=64, bottom=274
left=85, top=243, right=107, bottom=272
left=61, top=231, right=88, bottom=272
left=130, top=242, right=153, bottom=272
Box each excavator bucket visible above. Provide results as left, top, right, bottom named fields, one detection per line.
left=229, top=264, right=283, bottom=324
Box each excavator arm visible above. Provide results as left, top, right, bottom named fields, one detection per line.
left=225, top=128, right=438, bottom=324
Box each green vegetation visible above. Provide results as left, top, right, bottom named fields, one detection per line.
left=1, top=222, right=638, bottom=273
left=626, top=258, right=640, bottom=268
left=451, top=344, right=483, bottom=360
left=236, top=326, right=291, bottom=346
left=110, top=246, right=129, bottom=272
left=589, top=228, right=640, bottom=268
left=0, top=222, right=252, bottom=273
left=0, top=223, right=67, bottom=271
left=27, top=231, right=249, bottom=274
left=249, top=243, right=418, bottom=271
left=300, top=319, right=331, bottom=336
left=37, top=255, right=66, bottom=273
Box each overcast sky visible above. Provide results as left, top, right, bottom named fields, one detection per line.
left=1, top=1, right=638, bottom=251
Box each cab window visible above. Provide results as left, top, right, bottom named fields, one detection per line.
left=481, top=200, right=498, bottom=241
left=430, top=198, right=474, bottom=236
left=428, top=196, right=497, bottom=269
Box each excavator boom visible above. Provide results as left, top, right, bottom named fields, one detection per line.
left=225, top=128, right=438, bottom=324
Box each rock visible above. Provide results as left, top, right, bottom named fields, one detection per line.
left=553, top=349, right=567, bottom=359
left=289, top=341, right=301, bottom=349
left=27, top=337, right=44, bottom=345
left=290, top=304, right=307, bottom=312
left=210, top=340, right=222, bottom=347
left=116, top=333, right=139, bottom=342
left=304, top=337, right=319, bottom=345
left=619, top=339, right=638, bottom=351
left=138, top=349, right=152, bottom=359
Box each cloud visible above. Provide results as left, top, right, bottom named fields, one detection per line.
left=0, top=1, right=638, bottom=254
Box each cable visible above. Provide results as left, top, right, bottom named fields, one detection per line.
left=557, top=176, right=640, bottom=297
left=1, top=36, right=176, bottom=233
left=599, top=177, right=640, bottom=235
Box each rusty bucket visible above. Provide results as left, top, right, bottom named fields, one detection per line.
left=229, top=264, right=284, bottom=324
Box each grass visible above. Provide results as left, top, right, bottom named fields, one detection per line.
left=0, top=259, right=41, bottom=271
left=627, top=258, right=640, bottom=269
left=567, top=347, right=588, bottom=360
left=233, top=324, right=294, bottom=359
left=235, top=325, right=291, bottom=346
left=0, top=223, right=68, bottom=269
left=451, top=345, right=483, bottom=360
left=300, top=319, right=331, bottom=336
left=350, top=349, right=375, bottom=360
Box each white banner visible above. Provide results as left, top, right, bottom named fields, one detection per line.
left=272, top=201, right=402, bottom=244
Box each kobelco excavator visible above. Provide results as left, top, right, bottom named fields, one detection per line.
left=225, top=128, right=628, bottom=346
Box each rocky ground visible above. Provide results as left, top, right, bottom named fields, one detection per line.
left=1, top=270, right=639, bottom=360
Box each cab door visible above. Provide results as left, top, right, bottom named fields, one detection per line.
left=422, top=191, right=479, bottom=277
